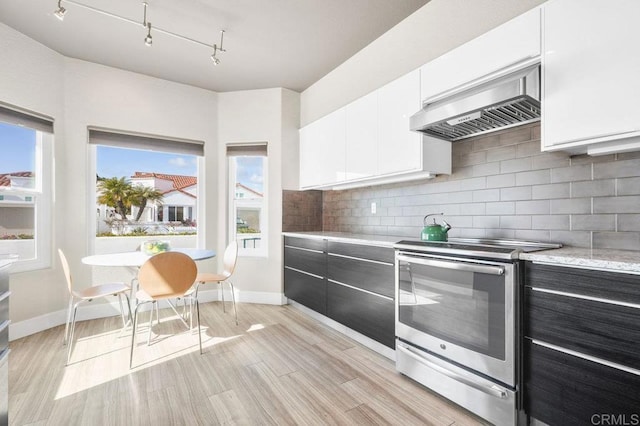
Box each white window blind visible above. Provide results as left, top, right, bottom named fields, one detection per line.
left=226, top=142, right=268, bottom=157
left=88, top=127, right=204, bottom=156
left=0, top=103, right=54, bottom=134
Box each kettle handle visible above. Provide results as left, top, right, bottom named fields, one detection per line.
left=423, top=213, right=444, bottom=225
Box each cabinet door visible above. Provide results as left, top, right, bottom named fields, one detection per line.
left=542, top=0, right=640, bottom=150
left=420, top=7, right=541, bottom=102
left=345, top=91, right=378, bottom=180
left=327, top=281, right=395, bottom=348
left=299, top=109, right=346, bottom=188
left=284, top=268, right=326, bottom=315
left=378, top=70, right=422, bottom=175
left=525, top=339, right=640, bottom=426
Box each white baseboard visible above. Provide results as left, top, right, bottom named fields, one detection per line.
left=9, top=289, right=286, bottom=341
left=288, top=300, right=396, bottom=361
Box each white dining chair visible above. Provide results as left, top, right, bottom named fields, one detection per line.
left=184, top=241, right=239, bottom=326
left=59, top=249, right=131, bottom=365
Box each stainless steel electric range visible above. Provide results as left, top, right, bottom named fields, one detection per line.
left=394, top=238, right=561, bottom=426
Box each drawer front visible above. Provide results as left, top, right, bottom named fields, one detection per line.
left=327, top=255, right=394, bottom=298
left=284, top=246, right=326, bottom=278
left=525, top=287, right=640, bottom=367
left=327, top=241, right=394, bottom=264
left=0, top=267, right=8, bottom=295
left=327, top=281, right=395, bottom=348
left=0, top=322, right=7, bottom=354
left=0, top=292, right=8, bottom=324
left=525, top=262, right=640, bottom=305
left=284, top=236, right=326, bottom=252
left=524, top=339, right=640, bottom=426
left=284, top=268, right=326, bottom=315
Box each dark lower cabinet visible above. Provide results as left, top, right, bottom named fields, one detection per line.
left=284, top=236, right=396, bottom=350
left=524, top=262, right=640, bottom=426
left=284, top=267, right=326, bottom=315
left=525, top=340, right=640, bottom=426
left=327, top=281, right=395, bottom=348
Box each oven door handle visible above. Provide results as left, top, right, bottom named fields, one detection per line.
left=397, top=343, right=509, bottom=399
left=396, top=254, right=505, bottom=276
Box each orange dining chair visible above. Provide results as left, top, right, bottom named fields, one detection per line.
left=59, top=249, right=131, bottom=365
left=130, top=251, right=200, bottom=368
left=185, top=241, right=239, bottom=326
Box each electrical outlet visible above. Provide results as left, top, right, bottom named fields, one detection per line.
left=371, top=202, right=377, bottom=214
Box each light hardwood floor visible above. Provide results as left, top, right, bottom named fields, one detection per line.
left=9, top=302, right=485, bottom=425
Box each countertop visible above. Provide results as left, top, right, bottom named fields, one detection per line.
left=283, top=232, right=640, bottom=273
left=521, top=247, right=640, bottom=274
left=282, top=231, right=405, bottom=248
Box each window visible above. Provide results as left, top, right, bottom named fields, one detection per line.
left=0, top=104, right=54, bottom=272
left=89, top=128, right=204, bottom=253
left=227, top=143, right=268, bottom=256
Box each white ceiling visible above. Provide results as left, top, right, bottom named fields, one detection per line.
left=0, top=0, right=429, bottom=93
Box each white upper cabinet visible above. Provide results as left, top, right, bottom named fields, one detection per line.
left=299, top=108, right=345, bottom=189
left=345, top=91, right=378, bottom=181
left=542, top=0, right=640, bottom=154
left=378, top=70, right=422, bottom=175
left=420, top=7, right=541, bottom=103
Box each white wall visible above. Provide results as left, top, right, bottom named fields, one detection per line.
left=300, top=0, right=546, bottom=126
left=0, top=23, right=221, bottom=334
left=0, top=23, right=67, bottom=326
left=217, top=88, right=299, bottom=299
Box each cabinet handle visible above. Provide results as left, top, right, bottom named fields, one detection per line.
left=0, top=291, right=10, bottom=303
left=530, top=286, right=640, bottom=310
left=284, top=266, right=324, bottom=280
left=327, top=279, right=393, bottom=301
left=530, top=339, right=640, bottom=377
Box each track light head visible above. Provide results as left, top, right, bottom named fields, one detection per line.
left=211, top=55, right=220, bottom=65
left=144, top=23, right=153, bottom=46
left=54, top=1, right=66, bottom=21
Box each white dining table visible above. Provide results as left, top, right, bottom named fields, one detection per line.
left=82, top=248, right=216, bottom=326
left=81, top=248, right=216, bottom=267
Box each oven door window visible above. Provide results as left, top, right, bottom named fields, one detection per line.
left=398, top=257, right=506, bottom=360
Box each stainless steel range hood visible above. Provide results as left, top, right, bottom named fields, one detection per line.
left=410, top=65, right=540, bottom=141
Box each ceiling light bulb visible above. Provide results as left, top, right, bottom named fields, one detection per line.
left=144, top=23, right=152, bottom=46
left=54, top=5, right=66, bottom=21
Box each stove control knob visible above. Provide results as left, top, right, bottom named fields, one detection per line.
left=440, top=343, right=446, bottom=350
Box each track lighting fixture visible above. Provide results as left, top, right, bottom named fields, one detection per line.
left=54, top=0, right=66, bottom=21
left=52, top=0, right=227, bottom=65
left=210, top=30, right=225, bottom=65
left=144, top=23, right=153, bottom=46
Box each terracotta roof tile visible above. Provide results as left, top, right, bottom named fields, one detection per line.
left=131, top=171, right=197, bottom=190
left=0, top=171, right=33, bottom=187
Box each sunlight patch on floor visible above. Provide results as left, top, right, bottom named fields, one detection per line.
left=54, top=312, right=243, bottom=400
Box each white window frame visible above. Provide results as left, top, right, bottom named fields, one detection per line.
left=228, top=155, right=268, bottom=258
left=0, top=130, right=53, bottom=273
left=88, top=140, right=205, bottom=255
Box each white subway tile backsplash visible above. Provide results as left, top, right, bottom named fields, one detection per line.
left=516, top=200, right=551, bottom=215
left=321, top=124, right=640, bottom=249
left=571, top=180, right=615, bottom=198
left=516, top=170, right=551, bottom=186
left=572, top=214, right=616, bottom=231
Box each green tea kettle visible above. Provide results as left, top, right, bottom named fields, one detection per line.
left=421, top=213, right=452, bottom=242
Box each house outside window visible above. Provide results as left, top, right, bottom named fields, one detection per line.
left=0, top=105, right=54, bottom=272
left=227, top=143, right=268, bottom=256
